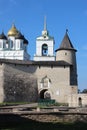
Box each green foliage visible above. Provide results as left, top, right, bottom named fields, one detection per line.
left=38, top=99, right=55, bottom=107
left=38, top=99, right=68, bottom=107
left=82, top=89, right=87, bottom=93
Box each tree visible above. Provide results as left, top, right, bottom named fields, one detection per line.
left=82, top=89, right=87, bottom=93
left=78, top=89, right=81, bottom=93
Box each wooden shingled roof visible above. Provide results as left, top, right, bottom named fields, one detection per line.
left=55, top=30, right=77, bottom=52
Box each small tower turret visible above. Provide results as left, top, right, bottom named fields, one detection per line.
left=34, top=17, right=55, bottom=61
left=56, top=30, right=78, bottom=86
left=55, top=30, right=77, bottom=65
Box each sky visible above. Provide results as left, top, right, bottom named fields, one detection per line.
left=0, top=0, right=87, bottom=91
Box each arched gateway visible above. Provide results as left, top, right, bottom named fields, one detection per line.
left=39, top=89, right=51, bottom=99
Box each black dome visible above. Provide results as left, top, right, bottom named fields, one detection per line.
left=0, top=32, right=7, bottom=40
left=15, top=32, right=24, bottom=39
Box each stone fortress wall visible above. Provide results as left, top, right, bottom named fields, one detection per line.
left=0, top=62, right=38, bottom=103
left=0, top=60, right=76, bottom=104
left=0, top=60, right=87, bottom=107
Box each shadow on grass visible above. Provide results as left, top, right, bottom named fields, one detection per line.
left=0, top=114, right=87, bottom=130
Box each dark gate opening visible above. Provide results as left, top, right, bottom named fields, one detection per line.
left=39, top=89, right=48, bottom=99
left=78, top=97, right=82, bottom=107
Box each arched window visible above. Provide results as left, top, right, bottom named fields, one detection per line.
left=20, top=42, right=23, bottom=49
left=78, top=97, right=82, bottom=107
left=10, top=40, right=13, bottom=49
left=42, top=44, right=48, bottom=56
left=17, top=41, right=20, bottom=49
left=0, top=42, right=2, bottom=48
left=3, top=42, right=6, bottom=49
left=40, top=76, right=51, bottom=89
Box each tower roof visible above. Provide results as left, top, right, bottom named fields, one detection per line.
left=7, top=24, right=19, bottom=36
left=37, top=17, right=54, bottom=40
left=0, top=32, right=7, bottom=40
left=23, top=37, right=28, bottom=44
left=44, top=16, right=47, bottom=31
left=15, top=32, right=28, bottom=44
left=42, top=16, right=49, bottom=37
left=15, top=32, right=24, bottom=39
left=56, top=30, right=77, bottom=52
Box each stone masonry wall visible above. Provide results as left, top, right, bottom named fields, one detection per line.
left=0, top=61, right=78, bottom=105
left=2, top=63, right=38, bottom=102
left=0, top=64, right=5, bottom=102
left=68, top=94, right=87, bottom=107
left=35, top=66, right=77, bottom=103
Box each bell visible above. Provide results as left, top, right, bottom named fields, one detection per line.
left=44, top=50, right=46, bottom=53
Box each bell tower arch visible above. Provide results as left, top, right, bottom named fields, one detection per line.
left=34, top=17, right=55, bottom=61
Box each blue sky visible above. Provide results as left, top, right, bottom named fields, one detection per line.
left=0, top=0, right=87, bottom=91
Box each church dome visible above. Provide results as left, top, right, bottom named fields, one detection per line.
left=23, top=37, right=28, bottom=44
left=15, top=32, right=24, bottom=39
left=0, top=32, right=7, bottom=40
left=7, top=24, right=19, bottom=36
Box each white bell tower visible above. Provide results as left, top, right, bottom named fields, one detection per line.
left=34, top=17, right=55, bottom=61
